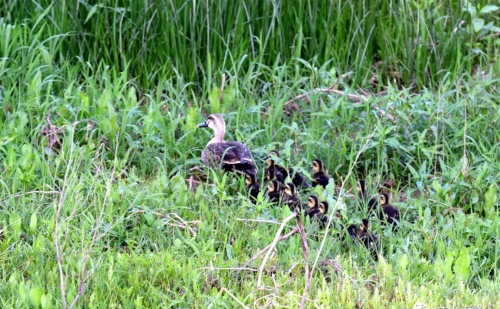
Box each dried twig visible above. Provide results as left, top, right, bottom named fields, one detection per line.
left=219, top=73, right=227, bottom=102
left=284, top=73, right=397, bottom=123
left=221, top=287, right=250, bottom=309
left=296, top=216, right=311, bottom=309
left=132, top=210, right=199, bottom=236
left=257, top=213, right=298, bottom=287
left=233, top=227, right=300, bottom=279
left=198, top=267, right=259, bottom=272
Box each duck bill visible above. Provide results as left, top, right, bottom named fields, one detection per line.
left=197, top=122, right=208, bottom=128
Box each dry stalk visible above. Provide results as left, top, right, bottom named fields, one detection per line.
left=233, top=227, right=299, bottom=279
left=284, top=74, right=397, bottom=123
left=257, top=212, right=298, bottom=287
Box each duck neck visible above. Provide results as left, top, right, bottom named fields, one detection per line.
left=208, top=128, right=225, bottom=144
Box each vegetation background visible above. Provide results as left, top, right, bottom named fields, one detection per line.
left=1, top=0, right=499, bottom=308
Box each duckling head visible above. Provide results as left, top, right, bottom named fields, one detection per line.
left=357, top=179, right=367, bottom=194
left=312, top=159, right=324, bottom=173
left=307, top=195, right=318, bottom=209
left=360, top=218, right=370, bottom=231
left=336, top=210, right=343, bottom=221
left=379, top=192, right=389, bottom=206
left=267, top=180, right=280, bottom=193
left=319, top=201, right=329, bottom=214
left=284, top=183, right=296, bottom=196
left=265, top=150, right=280, bottom=167
left=245, top=173, right=256, bottom=186
left=266, top=168, right=276, bottom=181
left=198, top=114, right=226, bottom=143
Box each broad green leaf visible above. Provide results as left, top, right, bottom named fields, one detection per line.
left=443, top=253, right=454, bottom=283
left=432, top=179, right=443, bottom=197
left=453, top=248, right=470, bottom=281
left=85, top=5, right=99, bottom=23
left=30, top=212, right=38, bottom=232
left=9, top=212, right=22, bottom=232
left=479, top=5, right=499, bottom=15
left=472, top=18, right=485, bottom=32
left=29, top=287, right=44, bottom=308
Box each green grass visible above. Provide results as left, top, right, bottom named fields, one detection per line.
left=1, top=0, right=500, bottom=308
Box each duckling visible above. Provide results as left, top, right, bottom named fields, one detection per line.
left=312, top=159, right=330, bottom=188
left=317, top=201, right=330, bottom=228
left=265, top=150, right=288, bottom=183
left=289, top=167, right=311, bottom=188
left=265, top=165, right=284, bottom=184
left=198, top=114, right=256, bottom=176
left=305, top=195, right=321, bottom=218
left=266, top=179, right=282, bottom=204
left=378, top=193, right=400, bottom=225
left=283, top=183, right=303, bottom=213
left=358, top=218, right=380, bottom=257
left=245, top=173, right=260, bottom=203
left=305, top=196, right=329, bottom=226
left=357, top=179, right=378, bottom=212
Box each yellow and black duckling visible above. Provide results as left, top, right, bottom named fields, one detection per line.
left=357, top=179, right=378, bottom=212
left=245, top=173, right=260, bottom=203
left=265, top=167, right=282, bottom=185
left=198, top=114, right=256, bottom=176
left=378, top=193, right=400, bottom=225
left=312, top=159, right=330, bottom=188
left=266, top=179, right=282, bottom=204
left=358, top=218, right=380, bottom=258
left=265, top=150, right=288, bottom=183
left=305, top=196, right=329, bottom=228
left=283, top=183, right=303, bottom=212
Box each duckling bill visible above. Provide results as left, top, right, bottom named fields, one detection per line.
left=198, top=114, right=256, bottom=176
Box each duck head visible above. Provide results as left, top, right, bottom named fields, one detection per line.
left=357, top=179, right=367, bottom=195
left=360, top=218, right=370, bottom=232
left=319, top=201, right=329, bottom=214
left=312, top=159, right=324, bottom=173
left=307, top=195, right=318, bottom=209
left=267, top=180, right=280, bottom=193
left=266, top=168, right=277, bottom=181
left=198, top=114, right=226, bottom=144
left=379, top=192, right=390, bottom=206
left=265, top=150, right=280, bottom=167
left=245, top=173, right=256, bottom=186
left=284, top=183, right=297, bottom=196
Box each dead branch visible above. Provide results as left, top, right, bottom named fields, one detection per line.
left=257, top=212, right=298, bottom=287
left=284, top=73, right=397, bottom=123
left=219, top=73, right=227, bottom=102
left=132, top=210, right=199, bottom=236
left=233, top=227, right=300, bottom=279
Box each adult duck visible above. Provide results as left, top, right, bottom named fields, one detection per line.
left=198, top=114, right=256, bottom=176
